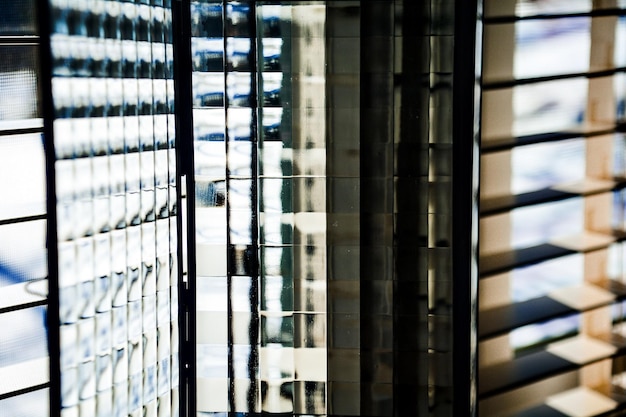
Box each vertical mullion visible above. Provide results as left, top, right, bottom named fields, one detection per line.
left=38, top=0, right=61, bottom=414
left=172, top=0, right=196, bottom=416
left=248, top=2, right=260, bottom=414
left=452, top=0, right=481, bottom=416
left=221, top=2, right=235, bottom=414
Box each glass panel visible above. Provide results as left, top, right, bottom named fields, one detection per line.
left=48, top=1, right=179, bottom=416
left=510, top=314, right=580, bottom=351
left=0, top=0, right=38, bottom=35
left=514, top=77, right=587, bottom=137
left=0, top=388, right=49, bottom=417
left=511, top=254, right=584, bottom=302
left=511, top=138, right=585, bottom=194
left=0, top=220, right=47, bottom=287
left=511, top=198, right=584, bottom=249
left=191, top=1, right=229, bottom=415
left=0, top=305, right=48, bottom=364
left=0, top=46, right=40, bottom=125
left=192, top=1, right=330, bottom=414
left=0, top=134, right=46, bottom=221
left=515, top=18, right=590, bottom=79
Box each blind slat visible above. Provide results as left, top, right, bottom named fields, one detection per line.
left=0, top=280, right=47, bottom=314
left=0, top=357, right=49, bottom=400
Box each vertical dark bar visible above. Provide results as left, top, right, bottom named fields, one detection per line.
left=38, top=0, right=61, bottom=415
left=360, top=2, right=395, bottom=416
left=452, top=0, right=481, bottom=415
left=394, top=1, right=430, bottom=414
left=172, top=0, right=197, bottom=416
left=222, top=1, right=236, bottom=414
left=248, top=1, right=260, bottom=414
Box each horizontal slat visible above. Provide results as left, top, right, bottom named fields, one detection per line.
left=481, top=125, right=622, bottom=153
left=0, top=119, right=43, bottom=135
left=508, top=386, right=626, bottom=417
left=0, top=35, right=39, bottom=45
left=480, top=231, right=622, bottom=277
left=480, top=280, right=626, bottom=339
left=0, top=213, right=46, bottom=227
left=510, top=404, right=569, bottom=417
left=481, top=189, right=578, bottom=216
left=480, top=244, right=576, bottom=276
left=479, top=350, right=576, bottom=397
left=480, top=334, right=626, bottom=398
left=479, top=296, right=574, bottom=340
left=481, top=178, right=622, bottom=216
left=484, top=8, right=626, bottom=24
left=483, top=67, right=626, bottom=91
left=0, top=357, right=49, bottom=400
left=0, top=280, right=47, bottom=314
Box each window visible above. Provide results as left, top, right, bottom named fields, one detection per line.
left=0, top=1, right=481, bottom=416
left=479, top=1, right=626, bottom=416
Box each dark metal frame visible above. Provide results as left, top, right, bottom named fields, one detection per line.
left=452, top=0, right=482, bottom=416
left=37, top=0, right=61, bottom=413
left=172, top=1, right=197, bottom=416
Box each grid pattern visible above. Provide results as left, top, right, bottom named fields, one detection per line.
left=47, top=1, right=180, bottom=416
left=192, top=2, right=327, bottom=415
left=258, top=3, right=328, bottom=415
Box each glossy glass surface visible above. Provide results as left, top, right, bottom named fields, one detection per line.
left=192, top=2, right=329, bottom=414
left=48, top=1, right=179, bottom=416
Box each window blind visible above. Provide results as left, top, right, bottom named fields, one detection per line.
left=479, top=1, right=626, bottom=416
left=0, top=1, right=50, bottom=416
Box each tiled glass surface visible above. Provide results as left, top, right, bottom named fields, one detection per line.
left=191, top=1, right=229, bottom=414
left=48, top=1, right=179, bottom=416
left=193, top=2, right=328, bottom=414
left=258, top=3, right=327, bottom=415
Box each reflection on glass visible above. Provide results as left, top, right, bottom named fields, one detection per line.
left=49, top=1, right=179, bottom=416
left=192, top=2, right=327, bottom=415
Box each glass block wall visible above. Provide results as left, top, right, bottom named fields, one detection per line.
left=45, top=0, right=180, bottom=416
left=189, top=1, right=480, bottom=416
left=191, top=1, right=263, bottom=414
left=191, top=2, right=329, bottom=414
